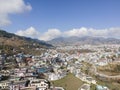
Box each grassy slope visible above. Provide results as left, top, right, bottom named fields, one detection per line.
left=97, top=62, right=120, bottom=76
left=52, top=73, right=84, bottom=90
left=97, top=80, right=120, bottom=90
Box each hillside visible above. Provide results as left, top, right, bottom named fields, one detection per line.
left=52, top=73, right=84, bottom=90
left=48, top=36, right=120, bottom=46
left=0, top=30, right=52, bottom=55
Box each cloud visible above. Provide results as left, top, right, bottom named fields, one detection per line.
left=64, top=27, right=120, bottom=38
left=39, top=29, right=62, bottom=41
left=15, top=27, right=120, bottom=41
left=41, top=27, right=120, bottom=41
left=64, top=27, right=109, bottom=37
left=64, top=27, right=88, bottom=37
left=108, top=28, right=120, bottom=38
left=16, top=27, right=39, bottom=38
left=0, top=0, right=32, bottom=26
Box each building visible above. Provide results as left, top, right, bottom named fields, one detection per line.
left=29, top=79, right=49, bottom=90
left=79, top=84, right=90, bottom=90
left=96, top=85, right=109, bottom=90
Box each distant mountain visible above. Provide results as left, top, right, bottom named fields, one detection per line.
left=0, top=30, right=53, bottom=55
left=48, top=36, right=120, bottom=46
left=0, top=30, right=52, bottom=47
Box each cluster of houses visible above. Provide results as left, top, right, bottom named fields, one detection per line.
left=0, top=79, right=50, bottom=90
left=0, top=44, right=120, bottom=90
left=0, top=50, right=67, bottom=90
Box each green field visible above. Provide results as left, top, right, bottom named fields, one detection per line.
left=51, top=73, right=84, bottom=90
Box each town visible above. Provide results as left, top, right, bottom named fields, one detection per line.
left=0, top=44, right=120, bottom=90
left=1, top=0, right=120, bottom=90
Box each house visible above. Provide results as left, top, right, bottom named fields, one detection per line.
left=32, top=56, right=41, bottom=61
left=86, top=76, right=97, bottom=84
left=48, top=73, right=60, bottom=81
left=0, top=82, right=10, bottom=89
left=0, top=70, right=10, bottom=76
left=79, top=84, right=90, bottom=90
left=9, top=80, right=26, bottom=90
left=96, top=85, right=109, bottom=90
left=29, top=79, right=49, bottom=90
left=25, top=71, right=38, bottom=80
left=96, top=59, right=108, bottom=66
left=67, top=65, right=75, bottom=73
left=14, top=68, right=26, bottom=77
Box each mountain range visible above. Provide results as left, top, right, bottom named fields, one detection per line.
left=0, top=30, right=53, bottom=55
left=1, top=29, right=120, bottom=48
left=48, top=36, right=120, bottom=46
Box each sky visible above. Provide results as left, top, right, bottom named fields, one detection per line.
left=0, top=0, right=120, bottom=41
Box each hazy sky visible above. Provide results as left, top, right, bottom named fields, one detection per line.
left=0, top=0, right=120, bottom=41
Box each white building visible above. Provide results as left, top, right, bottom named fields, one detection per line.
left=29, top=79, right=49, bottom=90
